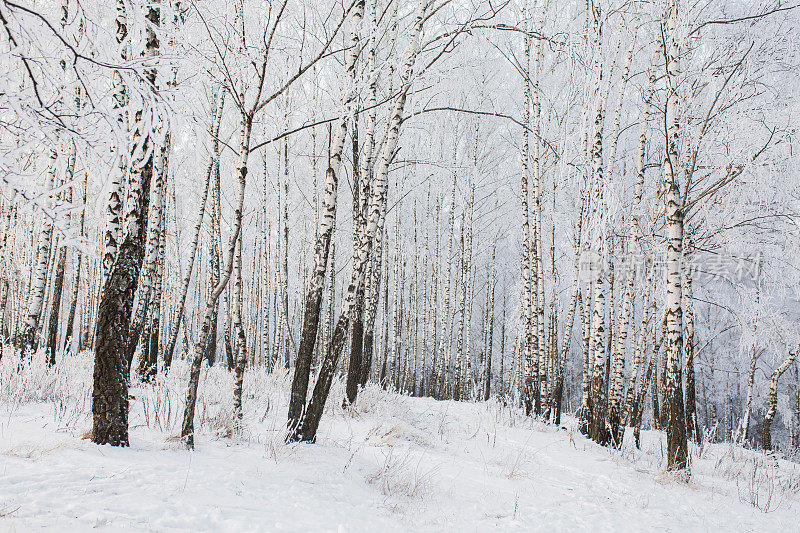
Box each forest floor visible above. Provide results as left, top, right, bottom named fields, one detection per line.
left=1, top=350, right=799, bottom=532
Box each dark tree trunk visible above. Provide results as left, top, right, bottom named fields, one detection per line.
left=300, top=315, right=351, bottom=442
left=345, top=291, right=365, bottom=404
left=206, top=308, right=219, bottom=365
left=288, top=282, right=325, bottom=438
left=553, top=376, right=564, bottom=425
left=225, top=329, right=234, bottom=371
left=361, top=328, right=374, bottom=385
left=91, top=150, right=153, bottom=446
left=46, top=244, right=67, bottom=366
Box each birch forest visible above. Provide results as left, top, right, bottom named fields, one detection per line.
left=2, top=0, right=800, bottom=528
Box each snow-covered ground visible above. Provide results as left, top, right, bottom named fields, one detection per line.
left=1, top=350, right=798, bottom=532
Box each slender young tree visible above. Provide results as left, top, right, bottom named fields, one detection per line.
left=163, top=88, right=224, bottom=368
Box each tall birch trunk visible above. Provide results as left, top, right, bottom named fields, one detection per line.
left=588, top=15, right=609, bottom=442
left=663, top=0, right=688, bottom=472
left=520, top=7, right=535, bottom=414
left=298, top=1, right=427, bottom=442
left=436, top=157, right=458, bottom=399
left=287, top=0, right=364, bottom=433
left=531, top=29, right=546, bottom=415
left=104, top=0, right=128, bottom=279
left=483, top=237, right=497, bottom=401
left=91, top=1, right=159, bottom=446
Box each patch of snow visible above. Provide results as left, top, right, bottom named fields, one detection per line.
left=1, top=349, right=798, bottom=531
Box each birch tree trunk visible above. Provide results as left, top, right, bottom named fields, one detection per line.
left=606, top=55, right=646, bottom=442
left=531, top=29, right=546, bottom=416
left=63, top=169, right=87, bottom=351
left=553, top=197, right=585, bottom=424
left=454, top=212, right=467, bottom=401
left=46, top=142, right=77, bottom=365
left=288, top=0, right=364, bottom=434
left=520, top=7, right=535, bottom=414
left=663, top=0, right=688, bottom=472
left=619, top=256, right=653, bottom=441
left=588, top=19, right=609, bottom=442
left=632, top=313, right=666, bottom=447
left=104, top=0, right=129, bottom=279
left=137, top=135, right=169, bottom=379
left=232, top=236, right=247, bottom=426
left=357, top=0, right=380, bottom=389
left=21, top=156, right=56, bottom=354
left=483, top=237, right=497, bottom=401
left=298, top=1, right=426, bottom=442
left=436, top=157, right=458, bottom=399
left=91, top=1, right=160, bottom=446
left=683, top=243, right=700, bottom=444
left=181, top=111, right=251, bottom=448
left=578, top=284, right=592, bottom=434
left=762, top=350, right=797, bottom=451
left=163, top=88, right=223, bottom=368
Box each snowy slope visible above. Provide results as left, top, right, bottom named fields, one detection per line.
left=1, top=350, right=798, bottom=532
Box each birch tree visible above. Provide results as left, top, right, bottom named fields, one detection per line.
left=662, top=0, right=688, bottom=472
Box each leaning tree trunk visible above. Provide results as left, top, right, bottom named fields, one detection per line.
left=762, top=350, right=797, bottom=451
left=287, top=0, right=364, bottom=437
left=163, top=88, right=223, bottom=368
left=91, top=2, right=160, bottom=447
left=181, top=111, right=251, bottom=448
left=298, top=2, right=426, bottom=443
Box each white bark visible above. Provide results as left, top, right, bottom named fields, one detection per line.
left=663, top=0, right=688, bottom=471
